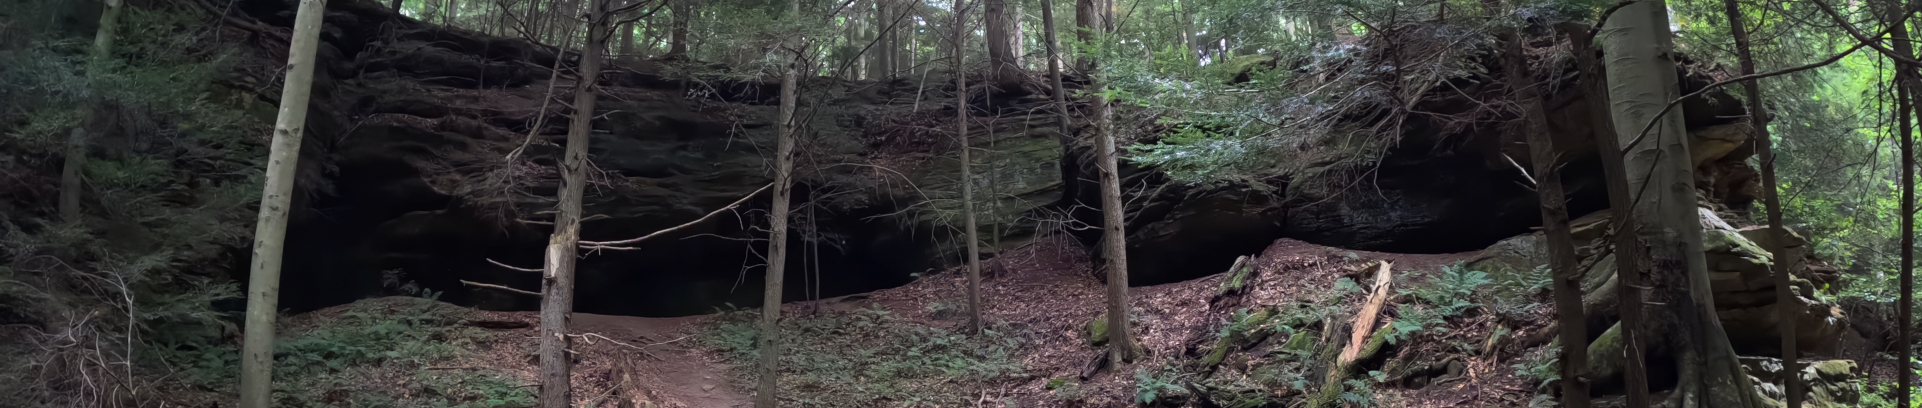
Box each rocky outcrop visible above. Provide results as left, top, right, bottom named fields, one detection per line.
left=221, top=0, right=1767, bottom=316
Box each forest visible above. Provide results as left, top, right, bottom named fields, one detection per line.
left=0, top=0, right=1918, bottom=407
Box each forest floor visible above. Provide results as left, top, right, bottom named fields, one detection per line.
left=241, top=233, right=1907, bottom=408
left=249, top=234, right=1546, bottom=408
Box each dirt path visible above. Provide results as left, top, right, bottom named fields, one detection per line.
left=567, top=313, right=751, bottom=408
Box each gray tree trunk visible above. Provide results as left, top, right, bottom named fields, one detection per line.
left=537, top=0, right=609, bottom=406
left=985, top=0, right=1018, bottom=85
left=392, top=0, right=403, bottom=11
left=1485, top=1, right=1586, bottom=407
left=667, top=0, right=690, bottom=57
left=61, top=0, right=121, bottom=223
left=873, top=0, right=895, bottom=76
left=1721, top=0, right=1798, bottom=405
left=238, top=0, right=329, bottom=407
left=1074, top=0, right=1095, bottom=72
left=754, top=0, right=801, bottom=404
left=954, top=0, right=983, bottom=334
left=1889, top=3, right=1918, bottom=406
left=1559, top=21, right=1651, bottom=408
left=1601, top=2, right=1760, bottom=407
left=1091, top=3, right=1134, bottom=364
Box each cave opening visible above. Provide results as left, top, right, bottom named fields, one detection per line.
left=270, top=157, right=944, bottom=317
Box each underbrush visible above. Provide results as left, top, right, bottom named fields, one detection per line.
left=701, top=306, right=1030, bottom=407
left=172, top=297, right=533, bottom=408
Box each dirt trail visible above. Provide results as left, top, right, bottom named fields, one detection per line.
left=563, top=313, right=750, bottom=408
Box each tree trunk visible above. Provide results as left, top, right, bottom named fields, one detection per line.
left=1720, top=0, right=1798, bottom=405
left=1559, top=21, right=1650, bottom=408
left=393, top=0, right=403, bottom=12
left=445, top=0, right=458, bottom=26
left=667, top=0, right=690, bottom=57
left=873, top=0, right=895, bottom=76
left=237, top=1, right=327, bottom=407
left=1074, top=0, right=1095, bottom=71
left=1891, top=3, right=1918, bottom=406
left=537, top=0, right=608, bottom=406
left=846, top=2, right=867, bottom=80
left=986, top=0, right=1018, bottom=85
left=906, top=18, right=918, bottom=75
left=1091, top=2, right=1134, bottom=365
left=1486, top=1, right=1586, bottom=406
left=620, top=22, right=635, bottom=56
left=1600, top=2, right=1761, bottom=407
left=61, top=0, right=122, bottom=223
left=754, top=0, right=801, bottom=404
left=954, top=0, right=984, bottom=334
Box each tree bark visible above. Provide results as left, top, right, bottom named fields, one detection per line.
left=754, top=0, right=801, bottom=404
left=846, top=0, right=868, bottom=80
left=1074, top=0, right=1096, bottom=71
left=986, top=0, right=1018, bottom=86
left=953, top=0, right=984, bottom=334
left=238, top=1, right=328, bottom=407
left=1720, top=0, right=1797, bottom=405
left=537, top=0, right=609, bottom=407
left=1891, top=3, right=1918, bottom=406
left=873, top=0, right=895, bottom=76
left=1485, top=1, right=1586, bottom=406
left=393, top=0, right=403, bottom=12
left=445, top=0, right=458, bottom=26
left=61, top=0, right=122, bottom=223
left=1558, top=21, right=1650, bottom=408
left=1091, top=2, right=1135, bottom=365
left=667, top=0, right=690, bottom=57
left=1600, top=2, right=1761, bottom=407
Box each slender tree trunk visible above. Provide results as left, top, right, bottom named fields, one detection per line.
left=1891, top=3, right=1918, bottom=406
left=667, top=0, right=690, bottom=57
left=954, top=0, right=984, bottom=334
left=237, top=1, right=328, bottom=407
left=1074, top=0, right=1095, bottom=71
left=1486, top=1, right=1586, bottom=407
left=1011, top=2, right=1024, bottom=68
left=1601, top=2, right=1761, bottom=407
left=620, top=22, right=635, bottom=56
left=906, top=18, right=918, bottom=75
left=1043, top=0, right=1069, bottom=132
left=445, top=0, right=458, bottom=25
left=393, top=0, right=404, bottom=11
left=61, top=0, right=121, bottom=223
left=986, top=0, right=1018, bottom=85
left=1720, top=0, right=1798, bottom=405
left=1559, top=21, right=1650, bottom=408
left=754, top=0, right=801, bottom=403
left=537, top=1, right=608, bottom=407
left=846, top=3, right=868, bottom=80
left=1090, top=2, right=1135, bottom=365
left=873, top=0, right=895, bottom=76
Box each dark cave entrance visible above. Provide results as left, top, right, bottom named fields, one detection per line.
left=270, top=157, right=942, bottom=317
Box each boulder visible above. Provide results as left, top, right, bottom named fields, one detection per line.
left=1739, top=357, right=1861, bottom=408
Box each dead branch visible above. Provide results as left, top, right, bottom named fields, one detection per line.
left=581, top=183, right=773, bottom=249
left=488, top=258, right=543, bottom=272
left=460, top=279, right=541, bottom=296
left=1340, top=261, right=1393, bottom=365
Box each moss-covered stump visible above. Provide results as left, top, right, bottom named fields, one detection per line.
left=1201, top=306, right=1280, bottom=369
left=1085, top=313, right=1108, bottom=347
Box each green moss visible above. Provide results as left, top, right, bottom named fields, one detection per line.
left=1085, top=313, right=1109, bottom=347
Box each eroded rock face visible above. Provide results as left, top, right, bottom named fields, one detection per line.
left=231, top=0, right=1767, bottom=316
left=1467, top=208, right=1850, bottom=356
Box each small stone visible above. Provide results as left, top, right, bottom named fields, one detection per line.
left=702, top=384, right=715, bottom=392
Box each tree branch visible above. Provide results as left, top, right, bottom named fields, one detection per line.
left=580, top=183, right=773, bottom=249
left=1619, top=37, right=1873, bottom=153
left=460, top=279, right=541, bottom=296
